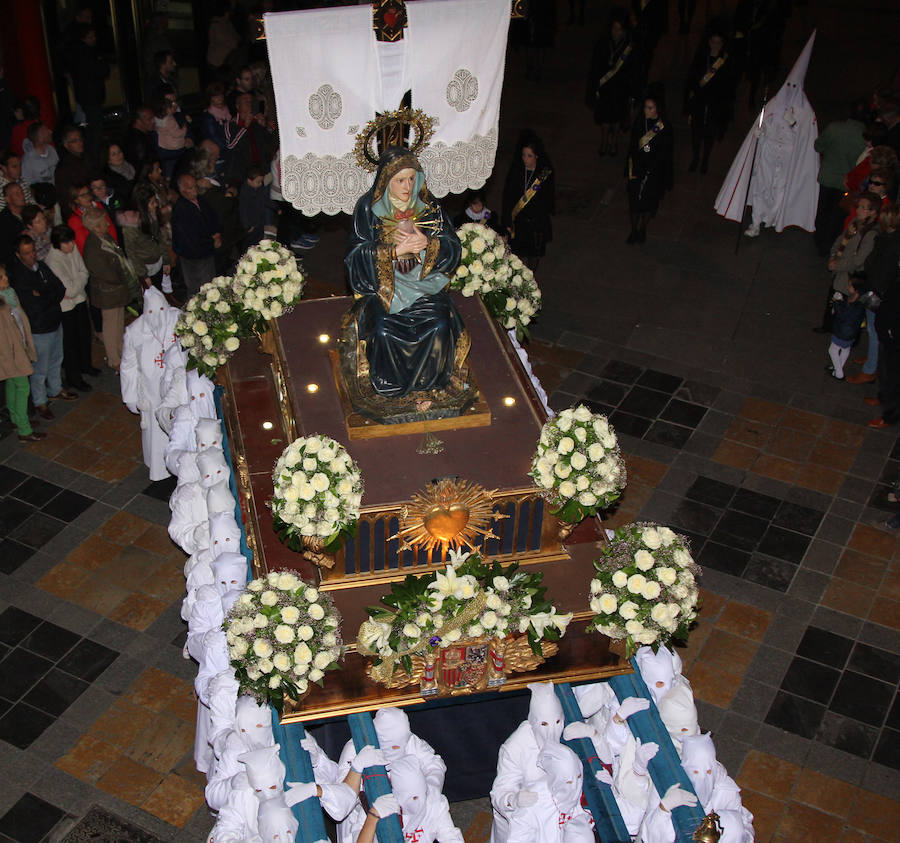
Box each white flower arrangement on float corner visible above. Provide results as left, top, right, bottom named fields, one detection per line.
left=530, top=405, right=627, bottom=524
left=225, top=569, right=343, bottom=710
left=589, top=522, right=701, bottom=658
left=451, top=222, right=542, bottom=341
left=233, top=239, right=305, bottom=327
left=270, top=435, right=363, bottom=553
left=175, top=275, right=246, bottom=378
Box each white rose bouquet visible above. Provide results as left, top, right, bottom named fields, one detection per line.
left=271, top=435, right=363, bottom=554
left=588, top=522, right=701, bottom=657
left=233, top=239, right=305, bottom=328
left=530, top=405, right=627, bottom=523
left=175, top=275, right=244, bottom=378
left=225, top=569, right=343, bottom=710
left=451, top=223, right=542, bottom=341
left=357, top=550, right=572, bottom=678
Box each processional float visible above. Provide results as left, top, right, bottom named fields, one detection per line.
left=206, top=1, right=715, bottom=841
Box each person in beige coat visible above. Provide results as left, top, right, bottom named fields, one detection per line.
left=0, top=264, right=43, bottom=441
left=81, top=207, right=138, bottom=371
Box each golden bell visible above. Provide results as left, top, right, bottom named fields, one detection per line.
left=692, top=812, right=723, bottom=843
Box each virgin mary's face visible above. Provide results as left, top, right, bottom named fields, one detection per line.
left=388, top=168, right=417, bottom=203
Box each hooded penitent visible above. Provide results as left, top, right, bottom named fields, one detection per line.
left=635, top=646, right=679, bottom=705
left=257, top=797, right=299, bottom=842
left=164, top=404, right=197, bottom=475
left=527, top=681, right=564, bottom=747
left=235, top=696, right=275, bottom=750
left=198, top=447, right=228, bottom=488
left=374, top=706, right=412, bottom=763
left=187, top=370, right=217, bottom=421
left=240, top=744, right=287, bottom=802
left=680, top=732, right=717, bottom=808
left=120, top=286, right=180, bottom=481
left=207, top=479, right=237, bottom=516
left=196, top=417, right=224, bottom=451
left=714, top=31, right=819, bottom=232
left=208, top=510, right=242, bottom=558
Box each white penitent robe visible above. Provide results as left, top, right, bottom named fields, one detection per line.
left=714, top=31, right=819, bottom=232
left=164, top=405, right=198, bottom=476
left=490, top=683, right=565, bottom=843
left=120, top=287, right=180, bottom=480
left=156, top=341, right=188, bottom=434
left=391, top=755, right=465, bottom=843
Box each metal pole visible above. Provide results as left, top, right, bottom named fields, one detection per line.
left=734, top=88, right=768, bottom=255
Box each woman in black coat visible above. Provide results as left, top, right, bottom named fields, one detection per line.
left=585, top=7, right=640, bottom=156
left=683, top=26, right=736, bottom=173
left=502, top=130, right=555, bottom=270
left=625, top=90, right=674, bottom=243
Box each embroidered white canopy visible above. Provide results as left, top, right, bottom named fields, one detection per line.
left=265, top=0, right=510, bottom=215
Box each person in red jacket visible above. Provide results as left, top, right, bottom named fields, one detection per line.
left=66, top=183, right=116, bottom=254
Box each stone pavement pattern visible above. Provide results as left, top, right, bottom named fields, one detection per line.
left=2, top=0, right=900, bottom=840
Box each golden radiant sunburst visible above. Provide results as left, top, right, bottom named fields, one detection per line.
left=391, top=477, right=505, bottom=553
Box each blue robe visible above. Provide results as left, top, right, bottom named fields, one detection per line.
left=344, top=159, right=464, bottom=398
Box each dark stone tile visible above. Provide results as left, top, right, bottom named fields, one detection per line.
left=0, top=465, right=27, bottom=496
left=730, top=488, right=781, bottom=519
left=713, top=510, right=769, bottom=549
left=23, top=668, right=89, bottom=717
left=685, top=476, right=736, bottom=508
left=765, top=690, right=826, bottom=739
left=848, top=643, right=900, bottom=685
left=887, top=693, right=900, bottom=731
left=637, top=369, right=683, bottom=394
left=643, top=420, right=693, bottom=450
left=0, top=498, right=36, bottom=538
left=868, top=484, right=897, bottom=513
left=698, top=541, right=750, bottom=577
left=582, top=400, right=617, bottom=418
left=815, top=515, right=856, bottom=546
left=815, top=711, right=879, bottom=759
left=142, top=475, right=178, bottom=503
left=830, top=671, right=894, bottom=727
left=873, top=728, right=900, bottom=770
left=660, top=398, right=708, bottom=429
left=743, top=554, right=797, bottom=592
left=8, top=513, right=67, bottom=550
left=601, top=359, right=643, bottom=385
left=57, top=639, right=119, bottom=682
left=609, top=410, right=652, bottom=438
left=20, top=622, right=81, bottom=662
left=0, top=539, right=35, bottom=575
left=772, top=502, right=825, bottom=536
left=675, top=380, right=721, bottom=407
left=757, top=527, right=811, bottom=564
left=585, top=380, right=629, bottom=407
left=618, top=386, right=671, bottom=420
left=0, top=648, right=53, bottom=700
left=797, top=626, right=854, bottom=669
left=41, top=489, right=94, bottom=522
left=0, top=607, right=42, bottom=646
left=548, top=391, right=578, bottom=413
left=670, top=498, right=722, bottom=535
left=0, top=792, right=65, bottom=843
left=11, top=476, right=64, bottom=508
left=780, top=656, right=842, bottom=704
left=0, top=701, right=55, bottom=749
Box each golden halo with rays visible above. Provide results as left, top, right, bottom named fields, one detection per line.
left=391, top=477, right=506, bottom=553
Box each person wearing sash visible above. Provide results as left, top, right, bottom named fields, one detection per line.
left=625, top=90, right=674, bottom=244
left=345, top=146, right=464, bottom=398
left=585, top=8, right=640, bottom=157
left=502, top=130, right=555, bottom=271
left=683, top=25, right=735, bottom=174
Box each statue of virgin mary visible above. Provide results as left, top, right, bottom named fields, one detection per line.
left=345, top=147, right=465, bottom=398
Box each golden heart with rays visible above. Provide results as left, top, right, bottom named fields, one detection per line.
left=423, top=504, right=470, bottom=543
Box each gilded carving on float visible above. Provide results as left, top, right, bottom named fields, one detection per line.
left=390, top=477, right=505, bottom=553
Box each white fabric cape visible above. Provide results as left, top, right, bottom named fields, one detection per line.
left=714, top=31, right=819, bottom=232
